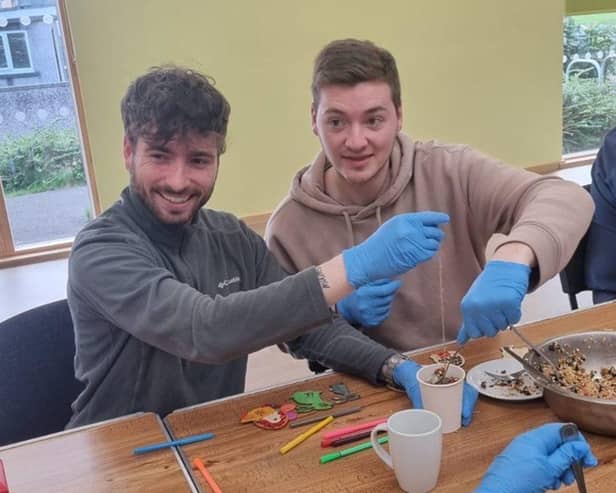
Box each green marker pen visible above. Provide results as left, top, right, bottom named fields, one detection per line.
left=319, top=436, right=389, bottom=464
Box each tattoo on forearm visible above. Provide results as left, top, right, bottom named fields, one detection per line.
left=316, top=266, right=330, bottom=289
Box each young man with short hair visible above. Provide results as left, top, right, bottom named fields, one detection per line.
left=266, top=39, right=594, bottom=351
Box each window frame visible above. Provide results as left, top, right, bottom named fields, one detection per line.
left=0, top=0, right=101, bottom=268
left=0, top=30, right=34, bottom=74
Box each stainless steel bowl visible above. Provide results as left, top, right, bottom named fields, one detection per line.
left=526, top=330, right=616, bottom=436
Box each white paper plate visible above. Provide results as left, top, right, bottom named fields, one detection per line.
left=466, top=359, right=543, bottom=401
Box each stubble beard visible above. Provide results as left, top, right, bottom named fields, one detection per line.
left=128, top=164, right=213, bottom=225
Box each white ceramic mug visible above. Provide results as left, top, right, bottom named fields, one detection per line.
left=370, top=409, right=443, bottom=493
left=417, top=363, right=465, bottom=433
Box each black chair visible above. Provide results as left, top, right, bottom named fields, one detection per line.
left=0, top=299, right=84, bottom=445
left=559, top=231, right=589, bottom=310
left=558, top=185, right=591, bottom=310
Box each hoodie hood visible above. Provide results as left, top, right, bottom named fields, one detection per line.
left=290, top=133, right=416, bottom=222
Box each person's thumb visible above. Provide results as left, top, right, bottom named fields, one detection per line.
left=407, top=384, right=423, bottom=409
left=456, top=326, right=469, bottom=345
left=461, top=383, right=479, bottom=426
left=411, top=211, right=450, bottom=226
left=369, top=278, right=402, bottom=297
left=387, top=278, right=403, bottom=292
left=547, top=441, right=597, bottom=477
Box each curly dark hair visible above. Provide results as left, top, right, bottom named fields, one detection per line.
left=121, top=65, right=231, bottom=153
left=311, top=39, right=401, bottom=110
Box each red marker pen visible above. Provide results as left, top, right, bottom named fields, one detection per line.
left=0, top=459, right=9, bottom=493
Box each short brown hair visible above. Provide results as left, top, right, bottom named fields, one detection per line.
left=121, top=65, right=231, bottom=153
left=311, top=39, right=401, bottom=109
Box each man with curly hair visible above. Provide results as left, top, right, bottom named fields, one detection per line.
left=66, top=65, right=475, bottom=427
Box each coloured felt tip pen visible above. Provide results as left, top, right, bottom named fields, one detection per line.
left=329, top=429, right=372, bottom=447
left=319, top=436, right=389, bottom=464
left=133, top=432, right=215, bottom=455
left=289, top=405, right=362, bottom=428
left=0, top=459, right=7, bottom=493
left=193, top=458, right=223, bottom=493
left=321, top=417, right=387, bottom=442
left=280, top=416, right=334, bottom=455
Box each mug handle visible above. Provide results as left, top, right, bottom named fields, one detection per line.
left=370, top=423, right=392, bottom=469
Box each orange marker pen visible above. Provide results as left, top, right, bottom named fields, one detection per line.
left=193, top=458, right=222, bottom=493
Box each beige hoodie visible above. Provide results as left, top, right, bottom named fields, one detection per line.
left=266, top=134, right=594, bottom=351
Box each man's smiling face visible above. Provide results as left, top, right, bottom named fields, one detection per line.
left=124, top=131, right=220, bottom=224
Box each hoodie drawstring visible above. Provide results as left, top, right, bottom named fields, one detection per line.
left=342, top=211, right=355, bottom=248
left=344, top=204, right=446, bottom=341
left=343, top=206, right=385, bottom=249
left=438, top=254, right=446, bottom=342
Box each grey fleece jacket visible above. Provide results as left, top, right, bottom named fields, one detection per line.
left=67, top=187, right=394, bottom=427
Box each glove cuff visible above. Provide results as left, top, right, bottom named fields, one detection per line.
left=485, top=259, right=531, bottom=277
left=342, top=248, right=367, bottom=288
left=336, top=299, right=355, bottom=325
left=392, top=359, right=422, bottom=387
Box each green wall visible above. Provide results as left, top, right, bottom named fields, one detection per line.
left=65, top=0, right=564, bottom=217
left=567, top=0, right=616, bottom=14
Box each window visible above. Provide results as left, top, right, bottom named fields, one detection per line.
left=0, top=31, right=32, bottom=73
left=563, top=13, right=616, bottom=155
left=0, top=0, right=99, bottom=266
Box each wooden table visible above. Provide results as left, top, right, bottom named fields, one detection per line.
left=0, top=412, right=196, bottom=493
left=166, top=302, right=616, bottom=492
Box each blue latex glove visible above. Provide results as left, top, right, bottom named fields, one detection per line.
left=475, top=423, right=598, bottom=493
left=461, top=382, right=479, bottom=427
left=392, top=361, right=479, bottom=426
left=457, top=260, right=531, bottom=345
left=342, top=211, right=449, bottom=288
left=392, top=360, right=423, bottom=408
left=337, top=279, right=402, bottom=327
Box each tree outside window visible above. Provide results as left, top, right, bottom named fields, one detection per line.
left=563, top=13, right=616, bottom=154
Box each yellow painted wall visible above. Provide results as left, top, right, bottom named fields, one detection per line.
left=64, top=0, right=564, bottom=217
left=567, top=0, right=616, bottom=14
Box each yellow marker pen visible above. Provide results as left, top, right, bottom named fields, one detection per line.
left=279, top=415, right=334, bottom=454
